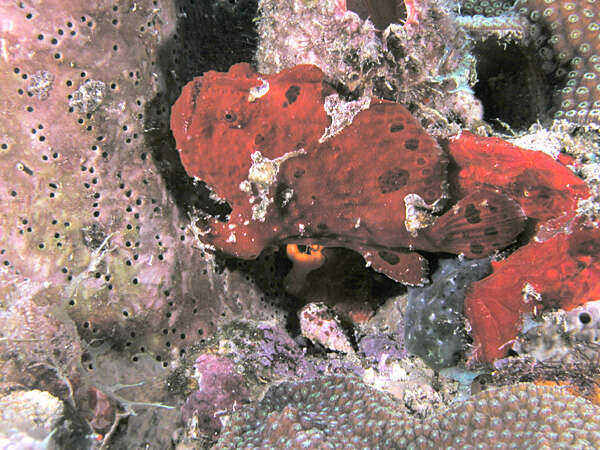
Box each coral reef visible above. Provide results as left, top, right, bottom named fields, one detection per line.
left=171, top=63, right=526, bottom=284
left=80, top=350, right=180, bottom=448
left=460, top=0, right=514, bottom=16
left=299, top=302, right=354, bottom=354
left=357, top=333, right=406, bottom=365
left=255, top=0, right=381, bottom=89
left=0, top=0, right=281, bottom=368
left=0, top=389, right=86, bottom=448
left=0, top=0, right=285, bottom=446
left=171, top=61, right=599, bottom=369
left=0, top=279, right=82, bottom=392
left=404, top=257, right=492, bottom=369
left=255, top=0, right=486, bottom=134
left=516, top=0, right=600, bottom=124
left=490, top=356, right=600, bottom=406
left=216, top=375, right=600, bottom=448
left=354, top=297, right=459, bottom=418
left=215, top=375, right=408, bottom=448
left=484, top=297, right=600, bottom=405
left=459, top=0, right=600, bottom=126
left=173, top=321, right=363, bottom=401
left=3, top=0, right=600, bottom=446
left=172, top=321, right=371, bottom=445
left=180, top=354, right=249, bottom=438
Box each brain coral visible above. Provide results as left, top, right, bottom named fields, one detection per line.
left=215, top=375, right=408, bottom=449
left=216, top=375, right=600, bottom=448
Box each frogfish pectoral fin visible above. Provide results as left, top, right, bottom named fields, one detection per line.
left=357, top=246, right=429, bottom=286
left=431, top=189, right=526, bottom=258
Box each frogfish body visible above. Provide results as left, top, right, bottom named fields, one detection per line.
left=170, top=63, right=526, bottom=284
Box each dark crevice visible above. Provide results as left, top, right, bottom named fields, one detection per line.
left=473, top=38, right=554, bottom=131
left=145, top=0, right=258, bottom=221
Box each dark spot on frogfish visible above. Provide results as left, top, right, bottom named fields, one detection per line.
left=378, top=167, right=409, bottom=194
left=378, top=250, right=400, bottom=265
left=404, top=138, right=419, bottom=150
left=224, top=111, right=236, bottom=122
left=285, top=85, right=301, bottom=104
left=464, top=203, right=481, bottom=224
left=470, top=242, right=484, bottom=254
left=484, top=226, right=498, bottom=236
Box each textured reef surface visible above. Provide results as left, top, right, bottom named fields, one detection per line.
left=1, top=0, right=600, bottom=448
left=216, top=375, right=600, bottom=448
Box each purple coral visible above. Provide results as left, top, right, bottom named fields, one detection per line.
left=181, top=355, right=249, bottom=437
left=357, top=333, right=406, bottom=364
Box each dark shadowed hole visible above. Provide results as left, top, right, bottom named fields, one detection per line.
left=145, top=0, right=257, bottom=221
left=473, top=38, right=554, bottom=130
left=579, top=312, right=591, bottom=325
left=346, top=0, right=407, bottom=30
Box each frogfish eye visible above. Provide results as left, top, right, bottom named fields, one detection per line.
left=223, top=111, right=237, bottom=122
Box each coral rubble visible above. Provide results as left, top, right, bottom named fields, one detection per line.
left=0, top=389, right=89, bottom=448
left=180, top=354, right=249, bottom=437
left=512, top=299, right=600, bottom=364
left=299, top=302, right=354, bottom=354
